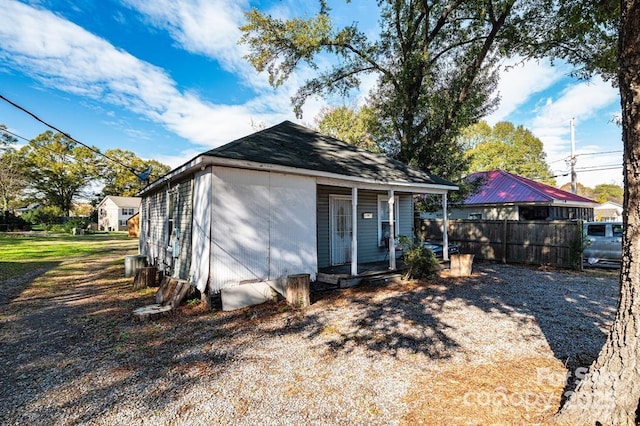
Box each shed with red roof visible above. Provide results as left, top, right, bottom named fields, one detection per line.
left=450, top=169, right=596, bottom=221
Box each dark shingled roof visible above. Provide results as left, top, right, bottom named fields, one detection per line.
left=203, top=121, right=455, bottom=187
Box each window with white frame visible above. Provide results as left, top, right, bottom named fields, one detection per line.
left=122, top=208, right=135, bottom=215
left=377, top=194, right=399, bottom=246
left=119, top=219, right=127, bottom=227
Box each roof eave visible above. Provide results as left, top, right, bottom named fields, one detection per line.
left=138, top=155, right=458, bottom=196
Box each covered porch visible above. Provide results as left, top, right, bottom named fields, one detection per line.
left=316, top=178, right=455, bottom=278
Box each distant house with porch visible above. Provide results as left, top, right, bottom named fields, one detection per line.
left=448, top=169, right=596, bottom=221
left=97, top=196, right=141, bottom=231
left=138, top=121, right=457, bottom=305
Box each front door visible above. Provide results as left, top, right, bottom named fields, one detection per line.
left=330, top=196, right=352, bottom=265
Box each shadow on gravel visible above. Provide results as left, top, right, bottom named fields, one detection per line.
left=0, top=256, right=619, bottom=425
left=0, top=261, right=60, bottom=306
left=301, top=286, right=460, bottom=359
left=435, top=263, right=618, bottom=394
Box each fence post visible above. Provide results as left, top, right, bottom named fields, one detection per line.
left=502, top=219, right=508, bottom=264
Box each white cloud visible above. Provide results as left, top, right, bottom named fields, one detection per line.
left=0, top=0, right=314, bottom=152
left=487, top=57, right=566, bottom=125
left=120, top=0, right=263, bottom=87
left=530, top=76, right=619, bottom=160
left=540, top=89, right=621, bottom=188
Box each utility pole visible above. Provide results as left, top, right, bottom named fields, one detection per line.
left=570, top=118, right=577, bottom=194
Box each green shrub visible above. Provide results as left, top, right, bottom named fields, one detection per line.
left=398, top=235, right=440, bottom=280
left=22, top=206, right=64, bottom=226
left=0, top=211, right=31, bottom=232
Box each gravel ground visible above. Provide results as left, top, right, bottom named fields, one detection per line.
left=0, top=255, right=619, bottom=425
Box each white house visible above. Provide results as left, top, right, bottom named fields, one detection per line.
left=595, top=201, right=623, bottom=222
left=138, top=121, right=458, bottom=307
left=97, top=196, right=141, bottom=231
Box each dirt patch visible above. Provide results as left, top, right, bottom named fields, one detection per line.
left=403, top=356, right=566, bottom=425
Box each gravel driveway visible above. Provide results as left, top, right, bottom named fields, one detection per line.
left=0, top=254, right=619, bottom=425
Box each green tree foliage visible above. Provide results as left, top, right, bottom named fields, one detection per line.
left=560, top=182, right=623, bottom=203
left=98, top=149, right=170, bottom=197
left=314, top=105, right=381, bottom=152
left=513, top=0, right=619, bottom=80
left=19, top=131, right=99, bottom=217
left=593, top=183, right=624, bottom=204
left=461, top=121, right=556, bottom=185
left=530, top=1, right=640, bottom=424
left=559, top=181, right=594, bottom=199
left=240, top=0, right=537, bottom=183
left=1, top=124, right=17, bottom=151
left=0, top=149, right=27, bottom=212
left=0, top=125, right=27, bottom=211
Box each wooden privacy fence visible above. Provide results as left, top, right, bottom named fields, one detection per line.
left=418, top=219, right=583, bottom=269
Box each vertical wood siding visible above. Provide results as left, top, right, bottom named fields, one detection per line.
left=209, top=167, right=317, bottom=293
left=211, top=167, right=270, bottom=291
left=190, top=169, right=212, bottom=292
left=140, top=189, right=168, bottom=270
left=268, top=172, right=317, bottom=281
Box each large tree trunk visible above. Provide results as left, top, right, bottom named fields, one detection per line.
left=555, top=1, right=640, bottom=424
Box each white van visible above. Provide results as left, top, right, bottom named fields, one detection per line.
left=583, top=222, right=623, bottom=267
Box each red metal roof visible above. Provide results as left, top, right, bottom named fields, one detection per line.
left=464, top=170, right=596, bottom=205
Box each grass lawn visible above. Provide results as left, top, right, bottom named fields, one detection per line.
left=0, top=232, right=137, bottom=282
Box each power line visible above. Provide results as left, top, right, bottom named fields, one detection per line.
left=575, top=165, right=622, bottom=172
left=2, top=127, right=31, bottom=143
left=1, top=127, right=77, bottom=163
left=575, top=150, right=623, bottom=158
left=0, top=94, right=154, bottom=181
left=552, top=165, right=622, bottom=178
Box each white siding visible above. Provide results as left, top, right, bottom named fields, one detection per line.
left=191, top=169, right=212, bottom=292
left=209, top=167, right=317, bottom=293
left=211, top=167, right=270, bottom=291
left=268, top=172, right=317, bottom=281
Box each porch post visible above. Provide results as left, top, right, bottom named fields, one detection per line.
left=442, top=192, right=449, bottom=261
left=388, top=189, right=396, bottom=270
left=351, top=187, right=358, bottom=276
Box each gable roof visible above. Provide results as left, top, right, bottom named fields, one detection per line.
left=203, top=121, right=454, bottom=187
left=463, top=170, right=596, bottom=205
left=99, top=196, right=141, bottom=208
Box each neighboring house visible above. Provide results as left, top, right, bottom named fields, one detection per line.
left=595, top=201, right=623, bottom=222
left=15, top=203, right=40, bottom=216
left=447, top=169, right=596, bottom=221
left=138, top=121, right=457, bottom=300
left=97, top=196, right=141, bottom=231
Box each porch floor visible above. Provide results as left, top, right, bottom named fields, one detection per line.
left=318, top=259, right=407, bottom=276
left=312, top=260, right=408, bottom=292
left=312, top=258, right=451, bottom=292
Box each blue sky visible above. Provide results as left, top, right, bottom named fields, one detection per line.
left=0, top=0, right=623, bottom=189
